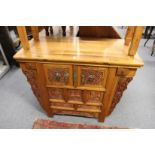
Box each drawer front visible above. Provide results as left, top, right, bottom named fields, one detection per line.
left=51, top=102, right=74, bottom=111
left=48, top=88, right=104, bottom=105
left=77, top=66, right=108, bottom=89
left=25, top=62, right=36, bottom=70
left=84, top=90, right=104, bottom=106
left=67, top=89, right=83, bottom=104
left=48, top=88, right=104, bottom=117
left=44, top=64, right=73, bottom=87
left=52, top=109, right=99, bottom=118
left=117, top=68, right=136, bottom=77
left=48, top=88, right=65, bottom=102
left=77, top=105, right=101, bottom=113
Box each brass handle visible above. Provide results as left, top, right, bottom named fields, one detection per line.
left=88, top=74, right=95, bottom=83
left=81, top=74, right=95, bottom=84
left=55, top=72, right=61, bottom=82
left=28, top=63, right=32, bottom=69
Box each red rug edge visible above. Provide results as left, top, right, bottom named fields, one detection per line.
left=32, top=118, right=128, bottom=129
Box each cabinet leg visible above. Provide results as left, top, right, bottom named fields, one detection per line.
left=98, top=114, right=105, bottom=122
left=47, top=111, right=53, bottom=117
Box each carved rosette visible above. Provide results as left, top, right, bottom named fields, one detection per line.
left=68, top=89, right=82, bottom=102
left=85, top=91, right=103, bottom=104
left=47, top=68, right=69, bottom=84
left=48, top=88, right=64, bottom=100
left=109, top=77, right=133, bottom=115
left=81, top=68, right=104, bottom=85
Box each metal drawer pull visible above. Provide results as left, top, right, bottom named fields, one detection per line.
left=28, top=63, right=32, bottom=68
left=88, top=74, right=95, bottom=83
left=81, top=74, right=95, bottom=84
left=55, top=72, right=61, bottom=81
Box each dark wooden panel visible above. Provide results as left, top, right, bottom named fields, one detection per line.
left=79, top=26, right=121, bottom=38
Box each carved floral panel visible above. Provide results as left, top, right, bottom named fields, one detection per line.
left=80, top=68, right=107, bottom=87
left=47, top=68, right=69, bottom=85
left=109, top=77, right=133, bottom=115
left=68, top=89, right=82, bottom=102
left=48, top=88, right=64, bottom=100
left=22, top=69, right=40, bottom=101
left=85, top=90, right=104, bottom=104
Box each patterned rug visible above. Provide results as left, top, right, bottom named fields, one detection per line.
left=32, top=119, right=125, bottom=129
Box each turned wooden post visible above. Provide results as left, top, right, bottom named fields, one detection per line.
left=128, top=26, right=144, bottom=56
left=17, top=26, right=30, bottom=50
left=31, top=26, right=39, bottom=41
left=125, top=26, right=135, bottom=46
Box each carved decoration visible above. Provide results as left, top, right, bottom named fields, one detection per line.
left=48, top=88, right=64, bottom=100
left=109, top=77, right=133, bottom=115
left=81, top=68, right=105, bottom=86
left=22, top=69, right=41, bottom=102
left=47, top=68, right=69, bottom=84
left=52, top=109, right=99, bottom=118
left=77, top=105, right=100, bottom=111
left=48, top=88, right=103, bottom=114
left=21, top=63, right=135, bottom=121
left=51, top=102, right=74, bottom=109
left=85, top=90, right=104, bottom=104
left=68, top=89, right=82, bottom=102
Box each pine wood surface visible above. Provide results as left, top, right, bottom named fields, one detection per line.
left=14, top=36, right=143, bottom=67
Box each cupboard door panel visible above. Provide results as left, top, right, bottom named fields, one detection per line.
left=44, top=64, right=73, bottom=87
left=77, top=66, right=108, bottom=89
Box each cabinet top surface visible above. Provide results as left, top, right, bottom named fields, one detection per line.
left=14, top=37, right=143, bottom=67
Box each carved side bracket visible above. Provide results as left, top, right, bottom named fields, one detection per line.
left=22, top=69, right=41, bottom=103
left=108, top=77, right=133, bottom=115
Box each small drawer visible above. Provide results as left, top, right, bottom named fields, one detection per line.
left=67, top=89, right=83, bottom=104
left=77, top=105, right=101, bottom=113
left=84, top=90, right=104, bottom=106
left=52, top=109, right=99, bottom=118
left=117, top=68, right=136, bottom=77
left=48, top=88, right=65, bottom=102
left=25, top=62, right=36, bottom=70
left=77, top=66, right=108, bottom=89
left=44, top=64, right=73, bottom=87
left=51, top=102, right=74, bottom=111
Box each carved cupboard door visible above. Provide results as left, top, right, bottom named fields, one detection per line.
left=43, top=64, right=73, bottom=87
left=77, top=66, right=108, bottom=90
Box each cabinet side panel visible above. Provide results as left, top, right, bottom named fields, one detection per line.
left=36, top=63, right=53, bottom=116
left=99, top=68, right=118, bottom=122
left=20, top=62, right=52, bottom=116
left=108, top=77, right=133, bottom=115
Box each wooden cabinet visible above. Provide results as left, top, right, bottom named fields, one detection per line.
left=14, top=27, right=144, bottom=122
left=18, top=59, right=141, bottom=121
